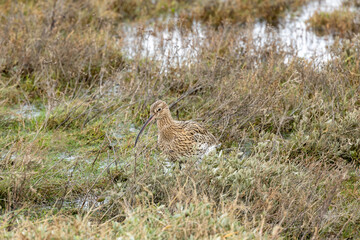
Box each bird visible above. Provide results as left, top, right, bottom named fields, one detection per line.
left=134, top=100, right=219, bottom=162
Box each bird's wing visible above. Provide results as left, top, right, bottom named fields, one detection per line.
left=176, top=120, right=218, bottom=146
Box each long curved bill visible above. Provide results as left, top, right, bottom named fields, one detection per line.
left=134, top=114, right=155, bottom=148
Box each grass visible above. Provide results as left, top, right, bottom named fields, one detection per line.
left=0, top=0, right=360, bottom=239
left=65, top=0, right=310, bottom=27
left=187, top=0, right=309, bottom=27
left=307, top=9, right=360, bottom=37
left=343, top=0, right=360, bottom=8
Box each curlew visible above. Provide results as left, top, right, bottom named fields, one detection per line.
left=134, top=100, right=219, bottom=161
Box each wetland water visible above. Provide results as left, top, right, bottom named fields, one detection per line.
left=122, top=0, right=345, bottom=65
left=253, top=0, right=343, bottom=63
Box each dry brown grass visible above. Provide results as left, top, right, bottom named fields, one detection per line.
left=187, top=0, right=309, bottom=27
left=307, top=9, right=360, bottom=37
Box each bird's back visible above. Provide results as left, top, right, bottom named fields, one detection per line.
left=176, top=120, right=217, bottom=145
left=173, top=120, right=218, bottom=158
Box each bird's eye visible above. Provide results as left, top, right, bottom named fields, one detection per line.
left=157, top=108, right=161, bottom=112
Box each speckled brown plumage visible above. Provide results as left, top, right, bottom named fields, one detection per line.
left=134, top=100, right=218, bottom=161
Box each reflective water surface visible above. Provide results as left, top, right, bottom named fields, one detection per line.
left=122, top=0, right=345, bottom=65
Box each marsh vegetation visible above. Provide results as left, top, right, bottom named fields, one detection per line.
left=0, top=0, right=359, bottom=239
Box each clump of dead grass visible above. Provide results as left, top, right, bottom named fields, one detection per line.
left=343, top=0, right=360, bottom=8
left=187, top=0, right=309, bottom=27
left=307, top=9, right=360, bottom=37
left=92, top=0, right=310, bottom=27
left=0, top=1, right=124, bottom=103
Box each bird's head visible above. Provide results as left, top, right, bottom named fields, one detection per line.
left=149, top=100, right=170, bottom=120
left=134, top=100, right=170, bottom=148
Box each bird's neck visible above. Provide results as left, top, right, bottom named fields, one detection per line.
left=157, top=113, right=175, bottom=130
left=157, top=113, right=178, bottom=142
